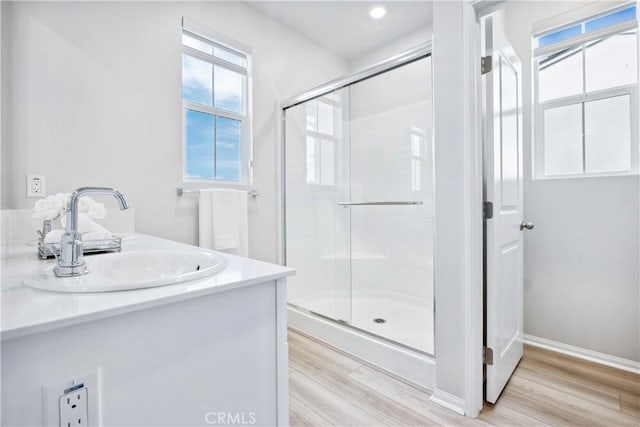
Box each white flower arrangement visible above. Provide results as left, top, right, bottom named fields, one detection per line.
left=32, top=193, right=107, bottom=226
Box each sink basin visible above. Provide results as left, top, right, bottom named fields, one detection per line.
left=24, top=249, right=228, bottom=293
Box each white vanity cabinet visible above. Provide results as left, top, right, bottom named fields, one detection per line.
left=1, top=235, right=293, bottom=426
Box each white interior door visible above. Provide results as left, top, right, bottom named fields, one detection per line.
left=483, top=16, right=524, bottom=404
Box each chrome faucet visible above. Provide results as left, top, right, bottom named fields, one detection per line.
left=54, top=187, right=129, bottom=277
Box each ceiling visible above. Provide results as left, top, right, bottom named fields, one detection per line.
left=246, top=1, right=433, bottom=60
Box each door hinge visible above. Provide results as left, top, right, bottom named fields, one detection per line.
left=483, top=201, right=493, bottom=219
left=481, top=56, right=492, bottom=74
left=483, top=346, right=494, bottom=365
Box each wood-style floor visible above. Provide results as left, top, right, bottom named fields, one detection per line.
left=288, top=329, right=640, bottom=426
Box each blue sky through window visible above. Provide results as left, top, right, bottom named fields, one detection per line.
left=215, top=117, right=241, bottom=181
left=182, top=54, right=212, bottom=106
left=586, top=6, right=636, bottom=33
left=539, top=25, right=582, bottom=47
left=213, top=65, right=243, bottom=114
left=185, top=112, right=242, bottom=180
left=538, top=6, right=637, bottom=47
left=186, top=110, right=215, bottom=179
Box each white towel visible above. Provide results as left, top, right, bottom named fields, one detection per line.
left=44, top=214, right=112, bottom=243
left=198, top=189, right=248, bottom=257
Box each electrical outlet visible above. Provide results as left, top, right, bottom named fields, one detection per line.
left=43, top=371, right=101, bottom=427
left=59, top=386, right=88, bottom=427
left=27, top=174, right=46, bottom=198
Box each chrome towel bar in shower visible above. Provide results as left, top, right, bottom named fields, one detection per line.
left=337, top=201, right=423, bottom=206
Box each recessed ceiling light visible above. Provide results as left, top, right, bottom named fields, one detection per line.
left=369, top=6, right=387, bottom=19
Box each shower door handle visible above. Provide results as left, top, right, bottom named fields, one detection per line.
left=337, top=201, right=424, bottom=206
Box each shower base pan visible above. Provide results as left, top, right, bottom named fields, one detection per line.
left=288, top=294, right=435, bottom=390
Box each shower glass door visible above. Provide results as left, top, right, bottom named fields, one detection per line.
left=347, top=58, right=433, bottom=354
left=284, top=56, right=434, bottom=355
left=285, top=88, right=352, bottom=322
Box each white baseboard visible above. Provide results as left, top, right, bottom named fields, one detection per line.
left=429, top=389, right=466, bottom=416
left=523, top=334, right=640, bottom=374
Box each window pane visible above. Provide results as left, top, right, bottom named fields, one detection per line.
left=214, top=65, right=243, bottom=114
left=585, top=30, right=638, bottom=92
left=411, top=134, right=421, bottom=156
left=182, top=33, right=213, bottom=55
left=538, top=25, right=582, bottom=47
left=586, top=6, right=637, bottom=33
left=214, top=46, right=247, bottom=67
left=306, top=102, right=318, bottom=132
left=544, top=104, right=583, bottom=175
left=306, top=137, right=316, bottom=183
left=182, top=54, right=213, bottom=106
left=215, top=116, right=241, bottom=181
left=539, top=48, right=584, bottom=101
left=411, top=132, right=422, bottom=192
left=585, top=95, right=631, bottom=172
left=320, top=139, right=334, bottom=185
left=317, top=101, right=334, bottom=135
left=186, top=110, right=215, bottom=179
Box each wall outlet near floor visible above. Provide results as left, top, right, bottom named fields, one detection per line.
left=27, top=174, right=46, bottom=198
left=59, top=385, right=88, bottom=427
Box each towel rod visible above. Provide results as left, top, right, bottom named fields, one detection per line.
left=176, top=187, right=259, bottom=198
left=337, top=201, right=423, bottom=206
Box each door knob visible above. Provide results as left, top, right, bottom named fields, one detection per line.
left=520, top=222, right=534, bottom=230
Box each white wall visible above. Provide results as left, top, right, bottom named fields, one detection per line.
left=349, top=25, right=432, bottom=72
left=0, top=1, right=5, bottom=212
left=1, top=1, right=347, bottom=263
left=503, top=1, right=640, bottom=362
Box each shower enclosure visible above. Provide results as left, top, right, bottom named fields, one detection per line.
left=282, top=48, right=434, bottom=359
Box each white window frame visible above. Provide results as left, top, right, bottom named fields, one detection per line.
left=532, top=5, right=639, bottom=180
left=181, top=19, right=253, bottom=186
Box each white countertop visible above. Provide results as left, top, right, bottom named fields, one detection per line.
left=1, top=234, right=294, bottom=341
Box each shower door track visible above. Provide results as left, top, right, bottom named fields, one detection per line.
left=281, top=42, right=432, bottom=110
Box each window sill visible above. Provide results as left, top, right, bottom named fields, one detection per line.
left=532, top=170, right=639, bottom=181
left=183, top=176, right=247, bottom=184
left=181, top=178, right=254, bottom=194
